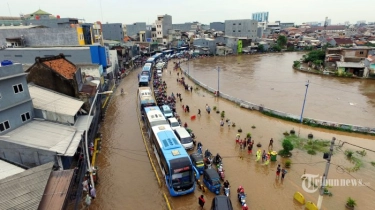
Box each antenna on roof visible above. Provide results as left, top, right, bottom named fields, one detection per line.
left=7, top=2, right=12, bottom=16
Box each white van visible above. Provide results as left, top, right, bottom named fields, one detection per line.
left=174, top=127, right=194, bottom=150
left=168, top=117, right=180, bottom=131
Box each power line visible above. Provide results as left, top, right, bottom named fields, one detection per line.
left=337, top=140, right=375, bottom=153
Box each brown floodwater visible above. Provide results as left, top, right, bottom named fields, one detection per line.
left=181, top=52, right=375, bottom=127
left=92, top=56, right=375, bottom=210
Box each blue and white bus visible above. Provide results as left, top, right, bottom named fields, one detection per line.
left=138, top=75, right=149, bottom=87
left=138, top=87, right=156, bottom=112
left=141, top=65, right=152, bottom=81
left=144, top=106, right=169, bottom=138
left=146, top=57, right=156, bottom=67
left=152, top=53, right=163, bottom=62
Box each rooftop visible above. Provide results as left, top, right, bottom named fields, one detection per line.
left=28, top=84, right=84, bottom=116
left=0, top=25, right=43, bottom=30
left=38, top=169, right=74, bottom=210
left=0, top=159, right=25, bottom=180
left=0, top=120, right=83, bottom=156
left=30, top=9, right=52, bottom=16
left=336, top=61, right=365, bottom=68
left=0, top=162, right=53, bottom=210
left=40, top=56, right=77, bottom=79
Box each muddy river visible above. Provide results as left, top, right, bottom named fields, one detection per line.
left=91, top=54, right=375, bottom=210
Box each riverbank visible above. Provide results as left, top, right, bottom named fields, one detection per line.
left=180, top=64, right=375, bottom=136
left=293, top=65, right=375, bottom=80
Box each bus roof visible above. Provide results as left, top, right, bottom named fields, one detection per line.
left=142, top=65, right=151, bottom=71
left=144, top=63, right=152, bottom=67
left=139, top=87, right=152, bottom=96
left=140, top=96, right=155, bottom=104
left=147, top=58, right=155, bottom=62
left=145, top=107, right=169, bottom=127
left=153, top=126, right=184, bottom=151
left=139, top=76, right=149, bottom=82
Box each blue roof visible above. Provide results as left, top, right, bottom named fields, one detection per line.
left=139, top=76, right=149, bottom=82
left=156, top=130, right=189, bottom=160
left=144, top=106, right=161, bottom=114
left=142, top=66, right=151, bottom=71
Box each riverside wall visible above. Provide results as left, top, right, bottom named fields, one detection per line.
left=181, top=68, right=375, bottom=135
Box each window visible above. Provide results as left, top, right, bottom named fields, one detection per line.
left=0, top=120, right=10, bottom=132
left=233, top=23, right=236, bottom=25
left=4, top=55, right=11, bottom=57
left=233, top=30, right=235, bottom=32
left=360, top=51, right=364, bottom=55
left=238, top=30, right=241, bottom=32
left=239, top=23, right=241, bottom=25
left=21, top=112, right=31, bottom=122
left=13, top=84, right=24, bottom=94
left=15, top=55, right=22, bottom=57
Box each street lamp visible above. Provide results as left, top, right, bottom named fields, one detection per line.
left=213, top=66, right=220, bottom=96
left=85, top=90, right=113, bottom=189
left=299, top=80, right=310, bottom=123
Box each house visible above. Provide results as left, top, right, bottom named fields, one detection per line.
left=0, top=162, right=77, bottom=210
left=333, top=38, right=354, bottom=47
left=364, top=55, right=375, bottom=77
left=216, top=46, right=233, bottom=55
left=336, top=61, right=365, bottom=77
left=0, top=61, right=34, bottom=134
left=193, top=38, right=216, bottom=55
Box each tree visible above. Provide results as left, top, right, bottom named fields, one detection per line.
left=258, top=44, right=265, bottom=52
left=272, top=45, right=281, bottom=52
left=293, top=61, right=301, bottom=68
left=277, top=35, right=287, bottom=47
left=303, top=50, right=326, bottom=63
left=282, top=139, right=294, bottom=154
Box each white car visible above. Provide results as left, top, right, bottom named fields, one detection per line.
left=168, top=117, right=180, bottom=131
left=157, top=70, right=162, bottom=77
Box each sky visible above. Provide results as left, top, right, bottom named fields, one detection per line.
left=1, top=0, right=373, bottom=25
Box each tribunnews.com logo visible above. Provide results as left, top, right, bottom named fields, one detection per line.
left=301, top=174, right=370, bottom=193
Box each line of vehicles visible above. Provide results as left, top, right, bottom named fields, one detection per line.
left=136, top=51, right=246, bottom=209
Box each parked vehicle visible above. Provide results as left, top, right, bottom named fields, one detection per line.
left=223, top=186, right=230, bottom=197
left=168, top=117, right=180, bottom=131
left=210, top=195, right=233, bottom=210
left=217, top=163, right=225, bottom=181
left=237, top=186, right=247, bottom=206
left=203, top=169, right=221, bottom=195
left=190, top=153, right=204, bottom=175
left=160, top=105, right=173, bottom=118
left=174, top=127, right=194, bottom=150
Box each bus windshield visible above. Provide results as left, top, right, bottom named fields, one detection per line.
left=171, top=170, right=192, bottom=186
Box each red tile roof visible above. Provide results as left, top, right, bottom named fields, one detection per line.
left=334, top=38, right=353, bottom=45
left=42, top=58, right=76, bottom=79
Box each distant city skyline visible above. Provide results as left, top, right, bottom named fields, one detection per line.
left=1, top=0, right=373, bottom=25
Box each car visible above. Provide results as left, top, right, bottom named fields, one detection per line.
left=168, top=117, right=180, bottom=131
left=210, top=195, right=233, bottom=210
left=157, top=70, right=162, bottom=77
left=161, top=105, right=173, bottom=118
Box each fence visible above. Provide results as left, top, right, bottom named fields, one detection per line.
left=182, top=69, right=375, bottom=135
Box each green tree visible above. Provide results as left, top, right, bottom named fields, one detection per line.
left=277, top=35, right=287, bottom=47
left=258, top=44, right=265, bottom=52
left=273, top=45, right=281, bottom=52
left=303, top=50, right=326, bottom=63
left=282, top=139, right=294, bottom=154
left=293, top=61, right=301, bottom=68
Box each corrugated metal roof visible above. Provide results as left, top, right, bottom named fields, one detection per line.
left=0, top=25, right=42, bottom=29
left=74, top=115, right=93, bottom=131
left=0, top=160, right=25, bottom=180
left=0, top=162, right=53, bottom=210
left=0, top=120, right=83, bottom=156
left=38, top=169, right=74, bottom=210
left=28, top=84, right=84, bottom=116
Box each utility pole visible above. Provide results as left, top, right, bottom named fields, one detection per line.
left=217, top=66, right=220, bottom=96
left=317, top=137, right=336, bottom=209
left=300, top=80, right=310, bottom=123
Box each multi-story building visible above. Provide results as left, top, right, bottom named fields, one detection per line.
left=252, top=12, right=269, bottom=22
left=101, top=23, right=124, bottom=42
left=126, top=22, right=147, bottom=37
left=210, top=22, right=225, bottom=31
left=224, top=19, right=258, bottom=39
left=155, top=14, right=172, bottom=44
left=172, top=22, right=200, bottom=32
left=0, top=61, right=34, bottom=134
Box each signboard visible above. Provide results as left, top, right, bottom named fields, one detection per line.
left=105, top=46, right=111, bottom=66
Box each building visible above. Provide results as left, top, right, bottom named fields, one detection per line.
left=192, top=38, right=216, bottom=55
left=155, top=14, right=172, bottom=44
left=172, top=22, right=199, bottom=32
left=101, top=23, right=124, bottom=42
left=252, top=12, right=269, bottom=22
left=210, top=22, right=225, bottom=31
left=280, top=22, right=295, bottom=29
left=224, top=19, right=258, bottom=39
left=0, top=9, right=79, bottom=28
left=126, top=22, right=147, bottom=37
left=0, top=26, right=86, bottom=47
left=0, top=61, right=34, bottom=134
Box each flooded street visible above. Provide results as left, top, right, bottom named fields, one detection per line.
left=93, top=54, right=375, bottom=210
left=182, top=52, right=375, bottom=127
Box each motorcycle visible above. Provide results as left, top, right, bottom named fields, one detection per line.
left=217, top=163, right=225, bottom=181
left=238, top=192, right=247, bottom=206
left=223, top=187, right=230, bottom=197
left=204, top=149, right=212, bottom=159
left=197, top=142, right=202, bottom=154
